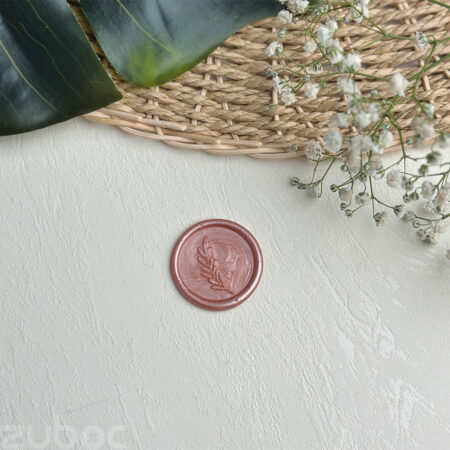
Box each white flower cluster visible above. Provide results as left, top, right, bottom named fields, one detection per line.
left=274, top=75, right=297, bottom=106
left=303, top=82, right=320, bottom=99
left=413, top=117, right=435, bottom=142
left=277, top=0, right=364, bottom=73
left=422, top=181, right=449, bottom=215
left=389, top=73, right=409, bottom=97
left=279, top=0, right=310, bottom=14
left=304, top=40, right=317, bottom=53
left=382, top=132, right=449, bottom=244
left=325, top=130, right=343, bottom=153
left=414, top=32, right=429, bottom=51
left=273, top=0, right=449, bottom=252
left=266, top=41, right=283, bottom=57
left=349, top=0, right=371, bottom=22
left=270, top=1, right=367, bottom=107
left=304, top=141, right=324, bottom=160
left=277, top=9, right=293, bottom=24
left=386, top=170, right=403, bottom=189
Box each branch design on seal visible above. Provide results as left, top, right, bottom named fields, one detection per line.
left=197, top=236, right=233, bottom=295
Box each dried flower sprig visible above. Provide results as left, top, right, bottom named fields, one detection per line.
left=268, top=0, right=450, bottom=255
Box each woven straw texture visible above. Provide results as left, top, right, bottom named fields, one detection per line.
left=78, top=0, right=450, bottom=159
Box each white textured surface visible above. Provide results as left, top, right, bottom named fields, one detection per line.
left=1, top=119, right=449, bottom=450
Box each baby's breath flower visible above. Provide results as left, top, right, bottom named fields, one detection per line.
left=281, top=0, right=449, bottom=250
left=277, top=9, right=293, bottom=24
left=366, top=157, right=383, bottom=177
left=402, top=210, right=416, bottom=222
left=303, top=82, right=320, bottom=99
left=341, top=53, right=362, bottom=72
left=311, top=185, right=321, bottom=198
left=325, top=130, right=343, bottom=152
left=273, top=75, right=285, bottom=93
left=326, top=18, right=339, bottom=33
left=281, top=89, right=296, bottom=106
left=346, top=96, right=360, bottom=114
left=367, top=102, right=381, bottom=119
left=404, top=179, right=414, bottom=191
left=374, top=211, right=388, bottom=226
left=266, top=67, right=277, bottom=78
left=329, top=113, right=349, bottom=128
left=426, top=150, right=443, bottom=165
left=317, top=25, right=333, bottom=45
left=421, top=180, right=435, bottom=199
left=354, top=103, right=381, bottom=130
left=414, top=32, right=428, bottom=51
left=436, top=132, right=450, bottom=150
left=432, top=221, right=448, bottom=234
left=413, top=117, right=435, bottom=141
left=355, top=111, right=372, bottom=129
left=423, top=200, right=436, bottom=213
left=427, top=231, right=439, bottom=245
left=422, top=103, right=435, bottom=119
left=435, top=188, right=449, bottom=207
left=378, top=130, right=394, bottom=149
left=389, top=73, right=409, bottom=97
left=416, top=229, right=427, bottom=240
left=295, top=0, right=310, bottom=13
left=386, top=170, right=403, bottom=189
left=266, top=41, right=283, bottom=57
left=303, top=40, right=317, bottom=53
left=310, top=63, right=323, bottom=74
left=280, top=0, right=310, bottom=14
left=351, top=0, right=371, bottom=22
left=325, top=39, right=343, bottom=64
left=339, top=188, right=352, bottom=203
left=337, top=77, right=361, bottom=96
left=349, top=134, right=373, bottom=153
left=274, top=76, right=296, bottom=105
left=419, top=164, right=429, bottom=175
left=346, top=150, right=361, bottom=169
left=393, top=205, right=404, bottom=217
left=305, top=141, right=324, bottom=159
left=355, top=192, right=370, bottom=206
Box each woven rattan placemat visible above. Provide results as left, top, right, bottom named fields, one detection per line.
left=76, top=0, right=450, bottom=158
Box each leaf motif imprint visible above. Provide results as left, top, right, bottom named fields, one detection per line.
left=197, top=236, right=233, bottom=295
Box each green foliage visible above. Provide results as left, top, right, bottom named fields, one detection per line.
left=80, top=0, right=281, bottom=87
left=0, top=0, right=121, bottom=136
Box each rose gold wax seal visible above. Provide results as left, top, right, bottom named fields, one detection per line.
left=170, top=219, right=263, bottom=311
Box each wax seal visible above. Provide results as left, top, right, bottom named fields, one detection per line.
left=170, top=219, right=263, bottom=311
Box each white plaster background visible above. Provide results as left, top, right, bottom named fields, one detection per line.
left=0, top=118, right=449, bottom=450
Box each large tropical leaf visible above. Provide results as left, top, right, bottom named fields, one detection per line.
left=0, top=0, right=121, bottom=136
left=80, top=0, right=282, bottom=87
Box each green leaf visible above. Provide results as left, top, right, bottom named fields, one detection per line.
left=0, top=0, right=121, bottom=136
left=80, top=0, right=282, bottom=87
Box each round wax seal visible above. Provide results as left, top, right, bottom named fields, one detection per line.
left=170, top=219, right=263, bottom=311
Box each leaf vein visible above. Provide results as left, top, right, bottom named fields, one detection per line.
left=0, top=38, right=63, bottom=115
left=115, top=0, right=179, bottom=56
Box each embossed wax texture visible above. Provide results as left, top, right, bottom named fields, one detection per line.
left=170, top=219, right=263, bottom=311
